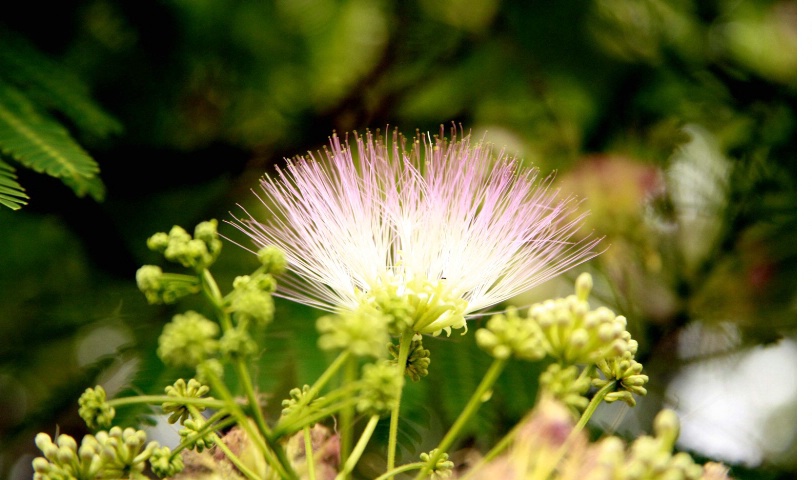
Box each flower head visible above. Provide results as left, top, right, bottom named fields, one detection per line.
left=230, top=126, right=600, bottom=336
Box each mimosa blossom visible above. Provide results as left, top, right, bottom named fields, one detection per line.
left=229, top=126, right=600, bottom=336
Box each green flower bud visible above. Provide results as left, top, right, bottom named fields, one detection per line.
left=78, top=385, right=115, bottom=430
left=420, top=449, right=454, bottom=479
left=388, top=334, right=430, bottom=381
left=147, top=232, right=169, bottom=252
left=162, top=378, right=211, bottom=424
left=196, top=358, right=224, bottom=383
left=229, top=275, right=275, bottom=327
left=593, top=351, right=649, bottom=406
left=258, top=245, right=287, bottom=276
left=136, top=265, right=200, bottom=304
left=96, top=427, right=155, bottom=479
left=357, top=361, right=403, bottom=415
left=317, top=305, right=389, bottom=358
left=529, top=282, right=632, bottom=366
left=151, top=222, right=222, bottom=271
left=157, top=311, right=220, bottom=368
left=281, top=385, right=325, bottom=419
left=150, top=446, right=184, bottom=478
left=365, top=273, right=468, bottom=337
left=575, top=272, right=593, bottom=301
left=475, top=308, right=545, bottom=360
left=219, top=328, right=258, bottom=360
left=538, top=364, right=590, bottom=413
left=179, top=418, right=216, bottom=452
left=654, top=409, right=681, bottom=451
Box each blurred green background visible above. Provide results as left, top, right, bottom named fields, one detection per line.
left=0, top=1, right=796, bottom=478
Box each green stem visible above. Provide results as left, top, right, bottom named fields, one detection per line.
left=534, top=380, right=618, bottom=480
left=573, top=380, right=615, bottom=434
left=387, top=330, right=414, bottom=470
left=339, top=354, right=357, bottom=469
left=303, top=425, right=316, bottom=480
left=211, top=434, right=264, bottom=480
left=107, top=395, right=227, bottom=410
left=308, top=350, right=351, bottom=401
left=335, top=415, right=379, bottom=480
left=415, top=357, right=508, bottom=480
left=372, top=462, right=425, bottom=480
left=235, top=359, right=274, bottom=439
left=207, top=369, right=296, bottom=479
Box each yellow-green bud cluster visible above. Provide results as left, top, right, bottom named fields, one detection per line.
left=227, top=274, right=276, bottom=327
left=149, top=446, right=184, bottom=478
left=179, top=418, right=216, bottom=452
left=357, top=361, right=404, bottom=415
left=317, top=305, right=389, bottom=357
left=257, top=245, right=287, bottom=276
left=529, top=301, right=628, bottom=366
left=162, top=378, right=211, bottom=424
left=78, top=386, right=115, bottom=430
left=281, top=385, right=325, bottom=418
left=365, top=274, right=468, bottom=337
left=538, top=364, right=590, bottom=413
left=157, top=311, right=220, bottom=368
left=419, top=449, right=454, bottom=479
left=593, top=346, right=649, bottom=407
left=475, top=307, right=545, bottom=360
left=388, top=334, right=431, bottom=381
left=588, top=410, right=713, bottom=480
left=33, top=428, right=160, bottom=480
left=135, top=265, right=200, bottom=305
left=219, top=328, right=258, bottom=360
left=147, top=220, right=222, bottom=271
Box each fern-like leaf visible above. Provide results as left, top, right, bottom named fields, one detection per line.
left=0, top=82, right=104, bottom=201
left=0, top=30, right=122, bottom=139
left=0, top=158, right=28, bottom=210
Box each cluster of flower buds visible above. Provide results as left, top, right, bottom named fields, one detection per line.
left=475, top=307, right=545, bottom=360
left=33, top=427, right=179, bottom=480
left=356, top=361, right=404, bottom=415
left=585, top=410, right=730, bottom=480
left=317, top=304, right=389, bottom=358
left=388, top=334, right=431, bottom=381
left=419, top=449, right=454, bottom=479
left=157, top=311, right=220, bottom=368
left=135, top=265, right=200, bottom=305
left=470, top=399, right=730, bottom=480
left=147, top=220, right=222, bottom=271
left=538, top=364, right=590, bottom=413
left=365, top=273, right=468, bottom=337
left=78, top=386, right=115, bottom=430
left=593, top=344, right=649, bottom=406
left=528, top=273, right=630, bottom=366
left=162, top=378, right=211, bottom=424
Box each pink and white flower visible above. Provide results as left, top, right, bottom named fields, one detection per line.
left=229, top=126, right=600, bottom=336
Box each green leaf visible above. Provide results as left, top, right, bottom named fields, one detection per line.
left=0, top=158, right=28, bottom=210
left=0, top=82, right=104, bottom=200
left=0, top=30, right=123, bottom=139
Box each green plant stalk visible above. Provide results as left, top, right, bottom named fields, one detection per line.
left=387, top=329, right=414, bottom=470
left=107, top=395, right=227, bottom=410
left=199, top=267, right=276, bottom=448
left=183, top=406, right=263, bottom=480
left=278, top=398, right=359, bottom=437
left=207, top=368, right=296, bottom=479
left=535, top=380, right=618, bottom=480
left=339, top=354, right=357, bottom=469
left=335, top=415, right=379, bottom=480
left=304, top=425, right=316, bottom=480
left=372, top=462, right=425, bottom=480
left=308, top=350, right=351, bottom=401
left=415, top=357, right=508, bottom=480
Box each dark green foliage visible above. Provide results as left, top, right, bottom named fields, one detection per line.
left=0, top=29, right=121, bottom=208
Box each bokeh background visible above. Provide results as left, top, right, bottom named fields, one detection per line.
left=0, top=1, right=796, bottom=478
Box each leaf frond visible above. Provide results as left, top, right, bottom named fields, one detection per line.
left=0, top=158, right=28, bottom=210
